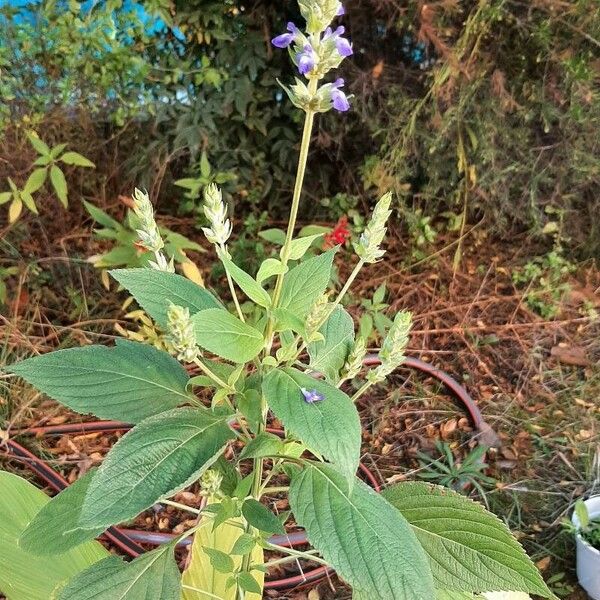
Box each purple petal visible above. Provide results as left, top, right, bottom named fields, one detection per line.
left=336, top=4, right=345, bottom=15
left=335, top=37, right=353, bottom=57
left=332, top=77, right=345, bottom=88
left=297, top=44, right=316, bottom=75
left=332, top=89, right=350, bottom=112
left=272, top=32, right=294, bottom=48
left=301, top=388, right=325, bottom=403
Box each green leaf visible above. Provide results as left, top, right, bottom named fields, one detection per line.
left=23, top=168, right=47, bottom=194
left=279, top=249, right=335, bottom=319
left=110, top=268, right=221, bottom=328
left=0, top=191, right=12, bottom=204
left=204, top=548, right=234, bottom=573
left=230, top=533, right=255, bottom=555
left=239, top=432, right=284, bottom=461
left=26, top=131, right=50, bottom=156
left=308, top=305, right=355, bottom=383
left=192, top=308, right=263, bottom=363
left=20, top=470, right=104, bottom=556
left=50, top=165, right=68, bottom=207
left=50, top=143, right=68, bottom=158
left=382, top=482, right=552, bottom=597
left=57, top=545, right=180, bottom=600
left=20, top=190, right=38, bottom=214
left=237, top=572, right=262, bottom=595
left=262, top=368, right=360, bottom=482
left=241, top=499, right=285, bottom=535
left=271, top=307, right=305, bottom=334
left=83, top=201, right=121, bottom=229
left=78, top=407, right=235, bottom=530
left=6, top=339, right=191, bottom=423
left=285, top=233, right=323, bottom=261
left=220, top=254, right=271, bottom=308
left=0, top=471, right=108, bottom=600
left=289, top=462, right=435, bottom=599
left=256, top=258, right=287, bottom=285
left=258, top=228, right=286, bottom=245
left=200, top=151, right=211, bottom=177
left=60, top=151, right=95, bottom=168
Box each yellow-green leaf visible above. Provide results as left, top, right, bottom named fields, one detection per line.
left=60, top=152, right=95, bottom=168
left=50, top=165, right=68, bottom=207
left=24, top=168, right=47, bottom=194
left=181, top=496, right=264, bottom=600
left=9, top=197, right=22, bottom=223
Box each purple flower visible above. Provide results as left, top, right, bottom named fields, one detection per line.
left=272, top=22, right=299, bottom=48
left=323, top=25, right=353, bottom=58
left=337, top=4, right=346, bottom=16
left=297, top=44, right=317, bottom=75
left=301, top=387, right=325, bottom=403
left=331, top=78, right=350, bottom=112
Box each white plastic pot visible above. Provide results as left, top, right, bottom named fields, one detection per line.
left=572, top=495, right=600, bottom=600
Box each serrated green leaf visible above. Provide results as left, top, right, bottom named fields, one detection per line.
left=50, top=143, right=67, bottom=158
left=57, top=545, right=180, bottom=600
left=289, top=462, right=435, bottom=599
left=239, top=432, right=284, bottom=461
left=220, top=254, right=271, bottom=308
left=382, top=482, right=552, bottom=597
left=20, top=470, right=104, bottom=556
left=308, top=305, right=354, bottom=383
left=78, top=407, right=235, bottom=529
left=23, top=168, right=47, bottom=194
left=204, top=548, right=234, bottom=573
left=60, top=151, right=95, bottom=168
left=230, top=533, right=256, bottom=555
left=192, top=308, right=263, bottom=363
left=110, top=268, right=221, bottom=328
left=83, top=201, right=121, bottom=229
left=285, top=233, right=323, bottom=261
left=237, top=572, right=262, bottom=594
left=242, top=499, right=285, bottom=535
left=262, top=368, right=360, bottom=482
left=0, top=471, right=108, bottom=600
left=279, top=249, right=335, bottom=319
left=6, top=339, right=191, bottom=423
left=20, top=190, right=38, bottom=214
left=50, top=165, right=68, bottom=207
left=256, top=258, right=287, bottom=284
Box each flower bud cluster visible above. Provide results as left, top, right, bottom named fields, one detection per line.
left=164, top=303, right=199, bottom=363
left=369, top=311, right=412, bottom=383
left=202, top=183, right=232, bottom=247
left=271, top=3, right=352, bottom=113
left=354, top=192, right=393, bottom=263
left=132, top=188, right=174, bottom=272
left=342, top=336, right=367, bottom=381
left=305, top=294, right=331, bottom=341
left=200, top=469, right=223, bottom=497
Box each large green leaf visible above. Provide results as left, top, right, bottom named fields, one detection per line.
left=220, top=254, right=271, bottom=308
left=50, top=165, right=68, bottom=207
left=6, top=339, right=191, bottom=423
left=20, top=469, right=104, bottom=555
left=289, top=463, right=435, bottom=600
left=182, top=495, right=264, bottom=600
left=279, top=249, right=335, bottom=318
left=0, top=471, right=108, bottom=600
left=57, top=545, right=180, bottom=600
left=308, top=305, right=354, bottom=383
left=192, top=308, right=264, bottom=363
left=262, top=368, right=360, bottom=482
left=78, top=407, right=235, bottom=530
left=110, top=268, right=221, bottom=328
left=382, top=483, right=552, bottom=597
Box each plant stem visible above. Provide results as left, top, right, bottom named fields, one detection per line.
left=161, top=499, right=200, bottom=514
left=193, top=357, right=234, bottom=392
left=220, top=243, right=246, bottom=322
left=263, top=542, right=329, bottom=566
left=252, top=548, right=324, bottom=570
left=351, top=379, right=376, bottom=402
left=261, top=485, right=289, bottom=494
left=264, top=77, right=319, bottom=355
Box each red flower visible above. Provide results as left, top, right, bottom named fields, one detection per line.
left=324, top=216, right=351, bottom=248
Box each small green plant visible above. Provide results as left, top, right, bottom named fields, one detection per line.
left=417, top=442, right=496, bottom=505
left=563, top=499, right=600, bottom=551
left=1, top=2, right=552, bottom=599
left=0, top=131, right=94, bottom=222
left=512, top=246, right=576, bottom=318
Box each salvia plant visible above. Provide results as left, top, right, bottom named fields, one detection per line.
left=3, top=2, right=555, bottom=599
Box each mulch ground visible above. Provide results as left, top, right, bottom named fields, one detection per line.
left=1, top=210, right=599, bottom=599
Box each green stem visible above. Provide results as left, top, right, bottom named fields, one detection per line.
left=193, top=357, right=235, bottom=392
left=263, top=542, right=329, bottom=566
left=264, top=77, right=319, bottom=355
left=261, top=485, right=289, bottom=494
left=351, top=379, right=377, bottom=403
left=161, top=499, right=200, bottom=514
left=252, top=548, right=324, bottom=570
left=220, top=243, right=246, bottom=322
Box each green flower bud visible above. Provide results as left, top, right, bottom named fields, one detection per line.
left=200, top=469, right=223, bottom=497
left=354, top=192, right=393, bottom=263
left=372, top=311, right=412, bottom=382
left=298, top=0, right=343, bottom=33
left=342, top=336, right=367, bottom=381
left=164, top=303, right=199, bottom=363
left=305, top=293, right=331, bottom=339
left=202, top=183, right=232, bottom=246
